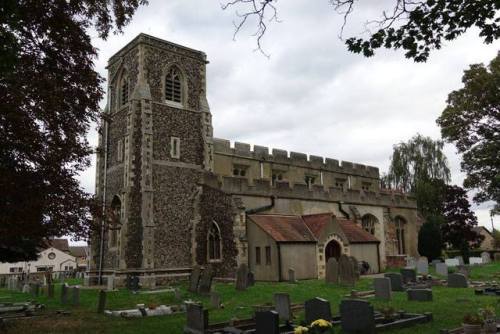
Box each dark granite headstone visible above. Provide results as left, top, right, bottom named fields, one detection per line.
left=374, top=277, right=392, bottom=300
left=340, top=299, right=375, bottom=334
left=72, top=286, right=80, bottom=306
left=97, top=289, right=107, bottom=314
left=273, top=293, right=291, bottom=322
left=61, top=283, right=69, bottom=304
left=255, top=310, right=279, bottom=334
left=384, top=273, right=404, bottom=291
left=189, top=265, right=202, bottom=293
left=325, top=257, right=339, bottom=284
left=184, top=303, right=208, bottom=334
left=247, top=271, right=255, bottom=287
left=198, top=266, right=214, bottom=295
left=448, top=273, right=468, bottom=288
left=304, top=297, right=332, bottom=324
left=407, top=288, right=433, bottom=301
left=235, top=264, right=249, bottom=291
left=400, top=268, right=417, bottom=284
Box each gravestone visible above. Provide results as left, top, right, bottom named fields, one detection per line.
left=72, top=286, right=80, bottom=306
left=97, top=290, right=107, bottom=313
left=350, top=256, right=360, bottom=281
left=61, top=283, right=69, bottom=304
left=325, top=257, right=339, bottom=284
left=22, top=284, right=30, bottom=294
left=32, top=283, right=40, bottom=297
left=469, top=257, right=482, bottom=266
left=247, top=272, right=255, bottom=287
left=384, top=273, right=404, bottom=292
left=304, top=297, right=332, bottom=324
left=340, top=299, right=375, bottom=334
left=184, top=303, right=208, bottom=334
left=448, top=273, right=468, bottom=288
left=198, top=266, right=214, bottom=295
left=407, top=289, right=433, bottom=301
left=374, top=277, right=392, bottom=300
left=417, top=258, right=429, bottom=275
left=107, top=275, right=115, bottom=291
left=406, top=257, right=417, bottom=269
left=255, top=310, right=279, bottom=334
left=189, top=265, right=202, bottom=293
left=339, top=255, right=355, bottom=286
left=494, top=253, right=500, bottom=262
left=126, top=274, right=140, bottom=291
left=48, top=283, right=54, bottom=298
left=235, top=264, right=249, bottom=291
left=481, top=252, right=490, bottom=264
left=288, top=268, right=296, bottom=283
left=455, top=256, right=464, bottom=266
left=436, top=263, right=448, bottom=277
left=431, top=259, right=442, bottom=266
left=273, top=293, right=291, bottom=322
left=210, top=292, right=221, bottom=309
left=400, top=268, right=417, bottom=284
left=445, top=258, right=459, bottom=267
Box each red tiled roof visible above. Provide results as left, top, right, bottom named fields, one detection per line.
left=337, top=219, right=380, bottom=244
left=302, top=213, right=334, bottom=239
left=249, top=214, right=316, bottom=242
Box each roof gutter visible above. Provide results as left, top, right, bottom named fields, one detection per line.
left=245, top=196, right=275, bottom=215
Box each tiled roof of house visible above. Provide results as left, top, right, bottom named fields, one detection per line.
left=302, top=213, right=334, bottom=239
left=47, top=238, right=70, bottom=252
left=69, top=246, right=88, bottom=258
left=248, top=214, right=316, bottom=242
left=337, top=219, right=380, bottom=244
left=473, top=226, right=492, bottom=236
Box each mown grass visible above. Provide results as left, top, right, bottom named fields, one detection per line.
left=1, top=263, right=499, bottom=334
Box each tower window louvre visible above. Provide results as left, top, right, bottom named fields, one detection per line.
left=165, top=67, right=182, bottom=103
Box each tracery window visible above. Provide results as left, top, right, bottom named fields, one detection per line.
left=208, top=221, right=222, bottom=261
left=361, top=214, right=377, bottom=235
left=165, top=67, right=182, bottom=103
left=395, top=216, right=406, bottom=254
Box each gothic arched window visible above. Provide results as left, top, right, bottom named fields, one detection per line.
left=208, top=221, right=222, bottom=261
left=395, top=216, right=406, bottom=254
left=165, top=67, right=182, bottom=103
left=361, top=214, right=377, bottom=235
left=119, top=72, right=129, bottom=106
left=109, top=195, right=122, bottom=248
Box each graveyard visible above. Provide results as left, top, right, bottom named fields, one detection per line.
left=0, top=262, right=499, bottom=333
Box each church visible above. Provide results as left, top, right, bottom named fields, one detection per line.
left=88, top=34, right=421, bottom=287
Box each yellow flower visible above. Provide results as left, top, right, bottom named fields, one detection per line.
left=294, top=326, right=309, bottom=334
left=310, top=319, right=332, bottom=328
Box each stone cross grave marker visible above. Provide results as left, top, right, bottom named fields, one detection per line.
left=436, top=263, right=448, bottom=277
left=340, top=299, right=375, bottom=334
left=255, top=310, right=279, bottom=334
left=235, top=264, right=249, bottom=291
left=184, top=303, right=208, bottom=334
left=304, top=297, right=332, bottom=324
left=407, top=289, right=433, bottom=301
left=198, top=266, right=214, bottom=295
left=273, top=293, right=291, bottom=322
left=339, top=255, right=355, bottom=286
left=384, top=273, right=404, bottom=292
left=481, top=252, right=490, bottom=264
left=417, top=257, right=429, bottom=275
left=400, top=268, right=417, bottom=284
left=97, top=289, right=107, bottom=313
left=325, top=257, right=339, bottom=284
left=374, top=277, right=392, bottom=300
left=448, top=273, right=468, bottom=288
left=189, top=265, right=202, bottom=293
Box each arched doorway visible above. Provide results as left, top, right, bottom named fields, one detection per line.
left=325, top=240, right=342, bottom=261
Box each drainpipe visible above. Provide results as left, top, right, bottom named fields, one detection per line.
left=277, top=243, right=282, bottom=282
left=245, top=196, right=275, bottom=215
left=338, top=201, right=350, bottom=219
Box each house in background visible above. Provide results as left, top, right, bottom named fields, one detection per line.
left=472, top=226, right=495, bottom=250
left=0, top=238, right=77, bottom=274
left=69, top=246, right=89, bottom=271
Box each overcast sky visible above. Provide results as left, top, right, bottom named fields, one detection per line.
left=78, top=0, right=500, bottom=236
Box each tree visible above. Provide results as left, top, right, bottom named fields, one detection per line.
left=440, top=184, right=484, bottom=259
left=222, top=0, right=499, bottom=61
left=383, top=133, right=450, bottom=194
left=418, top=216, right=443, bottom=261
left=437, top=52, right=500, bottom=205
left=0, top=0, right=146, bottom=262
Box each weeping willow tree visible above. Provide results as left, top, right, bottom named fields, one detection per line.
left=383, top=134, right=451, bottom=194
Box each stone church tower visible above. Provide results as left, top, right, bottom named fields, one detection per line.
left=90, top=34, right=236, bottom=287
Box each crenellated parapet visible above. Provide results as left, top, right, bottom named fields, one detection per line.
left=217, top=176, right=416, bottom=209
left=213, top=138, right=380, bottom=179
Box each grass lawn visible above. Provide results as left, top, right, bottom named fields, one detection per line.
left=1, top=263, right=500, bottom=333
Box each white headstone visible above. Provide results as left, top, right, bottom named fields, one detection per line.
left=436, top=263, right=448, bottom=276
left=107, top=275, right=115, bottom=291
left=417, top=258, right=429, bottom=275
left=445, top=258, right=459, bottom=267
left=406, top=257, right=417, bottom=269
left=469, top=257, right=483, bottom=265
left=481, top=252, right=490, bottom=264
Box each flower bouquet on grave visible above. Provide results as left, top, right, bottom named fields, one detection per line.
left=309, top=319, right=334, bottom=334
left=479, top=306, right=497, bottom=334
left=379, top=306, right=397, bottom=324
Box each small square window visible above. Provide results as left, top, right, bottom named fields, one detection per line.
left=233, top=166, right=247, bottom=177
left=170, top=137, right=180, bottom=159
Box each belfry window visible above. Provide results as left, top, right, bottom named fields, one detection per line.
left=208, top=222, right=222, bottom=261
left=395, top=216, right=406, bottom=254
left=120, top=74, right=129, bottom=106
left=305, top=175, right=316, bottom=187
left=165, top=67, right=182, bottom=103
